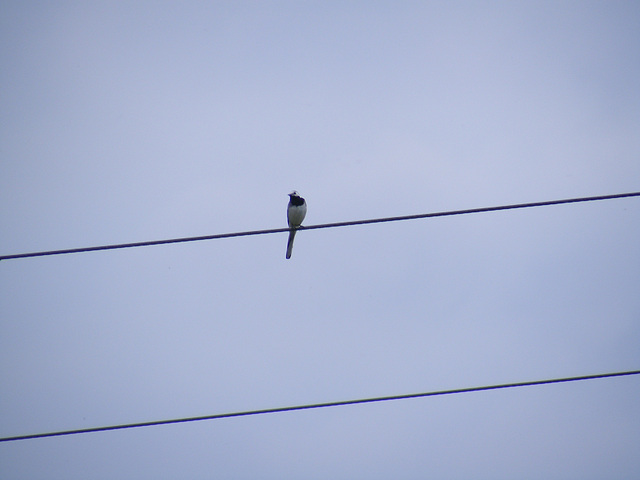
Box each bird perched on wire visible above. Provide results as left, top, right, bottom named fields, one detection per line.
left=286, top=191, right=307, bottom=259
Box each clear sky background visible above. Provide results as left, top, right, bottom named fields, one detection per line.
left=1, top=1, right=639, bottom=478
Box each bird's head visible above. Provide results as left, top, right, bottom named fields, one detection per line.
left=289, top=190, right=300, bottom=197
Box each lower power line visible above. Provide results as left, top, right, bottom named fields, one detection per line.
left=1, top=369, right=638, bottom=443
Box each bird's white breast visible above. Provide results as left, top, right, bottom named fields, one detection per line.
left=287, top=203, right=307, bottom=228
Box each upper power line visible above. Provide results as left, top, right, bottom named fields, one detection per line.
left=1, top=191, right=639, bottom=261
left=1, top=369, right=638, bottom=443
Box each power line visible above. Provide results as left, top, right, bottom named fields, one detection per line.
left=1, top=191, right=639, bottom=261
left=1, top=369, right=638, bottom=443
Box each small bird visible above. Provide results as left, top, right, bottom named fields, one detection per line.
left=286, top=191, right=307, bottom=259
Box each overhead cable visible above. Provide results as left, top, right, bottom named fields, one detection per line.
left=1, top=191, right=639, bottom=261
left=1, top=369, right=638, bottom=443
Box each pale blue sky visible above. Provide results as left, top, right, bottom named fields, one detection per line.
left=1, top=2, right=640, bottom=478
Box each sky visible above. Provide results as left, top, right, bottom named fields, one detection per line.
left=1, top=1, right=639, bottom=478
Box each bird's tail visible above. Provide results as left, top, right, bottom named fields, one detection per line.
left=286, top=229, right=297, bottom=259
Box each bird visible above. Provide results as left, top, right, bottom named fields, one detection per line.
left=286, top=191, right=307, bottom=259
